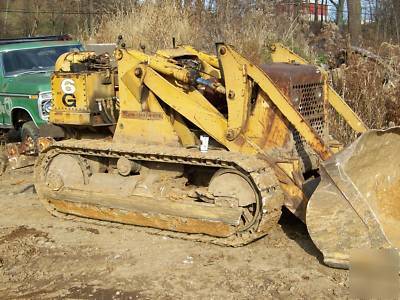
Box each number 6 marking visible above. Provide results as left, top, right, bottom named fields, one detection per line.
left=61, top=79, right=76, bottom=94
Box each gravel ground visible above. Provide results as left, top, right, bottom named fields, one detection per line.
left=0, top=166, right=349, bottom=299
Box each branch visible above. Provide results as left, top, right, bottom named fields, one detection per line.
left=328, top=0, right=339, bottom=8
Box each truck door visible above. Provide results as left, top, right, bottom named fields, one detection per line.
left=0, top=54, right=12, bottom=127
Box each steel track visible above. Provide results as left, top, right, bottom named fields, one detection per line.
left=34, top=139, right=284, bottom=246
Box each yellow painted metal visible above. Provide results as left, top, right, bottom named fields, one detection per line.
left=181, top=45, right=221, bottom=78
left=132, top=46, right=220, bottom=79
left=113, top=51, right=179, bottom=146
left=241, top=90, right=292, bottom=151
left=50, top=45, right=331, bottom=182
left=135, top=60, right=306, bottom=208
left=221, top=45, right=333, bottom=160
left=117, top=48, right=224, bottom=115
left=270, top=43, right=308, bottom=65
left=50, top=71, right=115, bottom=126
left=101, top=46, right=330, bottom=187
left=142, top=45, right=323, bottom=208
left=54, top=52, right=97, bottom=72
left=327, top=86, right=367, bottom=133
left=123, top=49, right=194, bottom=84
left=182, top=45, right=219, bottom=68
left=50, top=44, right=339, bottom=218
left=171, top=113, right=198, bottom=147
left=217, top=45, right=251, bottom=140
left=156, top=47, right=196, bottom=59
left=270, top=43, right=368, bottom=133
left=51, top=112, right=91, bottom=125
left=154, top=44, right=332, bottom=160
left=142, top=66, right=247, bottom=152
left=114, top=44, right=333, bottom=164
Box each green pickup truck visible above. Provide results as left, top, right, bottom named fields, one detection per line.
left=0, top=36, right=83, bottom=142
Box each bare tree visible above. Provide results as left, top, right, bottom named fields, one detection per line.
left=2, top=0, right=10, bottom=36
left=329, top=0, right=345, bottom=27
left=376, top=0, right=400, bottom=43
left=347, top=0, right=362, bottom=46
left=314, top=0, right=319, bottom=23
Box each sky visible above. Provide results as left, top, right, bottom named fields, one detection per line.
left=322, top=0, right=376, bottom=22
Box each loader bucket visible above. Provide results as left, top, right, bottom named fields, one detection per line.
left=306, top=127, right=400, bottom=269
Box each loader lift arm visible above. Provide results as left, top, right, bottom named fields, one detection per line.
left=120, top=45, right=333, bottom=161
left=216, top=45, right=333, bottom=160
left=184, top=44, right=333, bottom=160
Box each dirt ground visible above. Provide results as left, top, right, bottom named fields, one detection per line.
left=0, top=166, right=349, bottom=299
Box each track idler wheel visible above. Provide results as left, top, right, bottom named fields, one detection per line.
left=208, top=169, right=261, bottom=232
left=45, top=154, right=89, bottom=190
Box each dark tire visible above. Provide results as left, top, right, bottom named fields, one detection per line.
left=21, top=121, right=40, bottom=145
left=6, top=129, right=21, bottom=143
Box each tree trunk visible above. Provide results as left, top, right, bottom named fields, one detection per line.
left=3, top=0, right=10, bottom=37
left=89, top=0, right=94, bottom=36
left=294, top=0, right=302, bottom=18
left=314, top=0, right=319, bottom=23
left=312, top=0, right=321, bottom=32
left=195, top=0, right=204, bottom=20
left=347, top=0, right=362, bottom=46
left=336, top=0, right=345, bottom=27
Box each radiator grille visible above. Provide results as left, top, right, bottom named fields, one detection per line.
left=291, top=82, right=325, bottom=171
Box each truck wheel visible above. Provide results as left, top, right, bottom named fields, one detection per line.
left=21, top=121, right=40, bottom=145
left=6, top=129, right=21, bottom=143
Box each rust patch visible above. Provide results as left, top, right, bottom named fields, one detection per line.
left=261, top=63, right=323, bottom=98
left=49, top=199, right=236, bottom=238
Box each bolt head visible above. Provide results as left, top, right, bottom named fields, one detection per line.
left=226, top=129, right=235, bottom=141
left=134, top=68, right=143, bottom=78
left=114, top=49, right=123, bottom=61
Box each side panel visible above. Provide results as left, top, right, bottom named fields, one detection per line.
left=0, top=94, right=44, bottom=128
left=113, top=54, right=180, bottom=146
left=0, top=55, right=45, bottom=128
left=1, top=96, right=13, bottom=126
left=0, top=56, right=6, bottom=126
left=8, top=97, right=44, bottom=126
left=50, top=72, right=115, bottom=126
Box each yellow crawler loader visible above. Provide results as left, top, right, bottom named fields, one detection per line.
left=34, top=42, right=400, bottom=269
